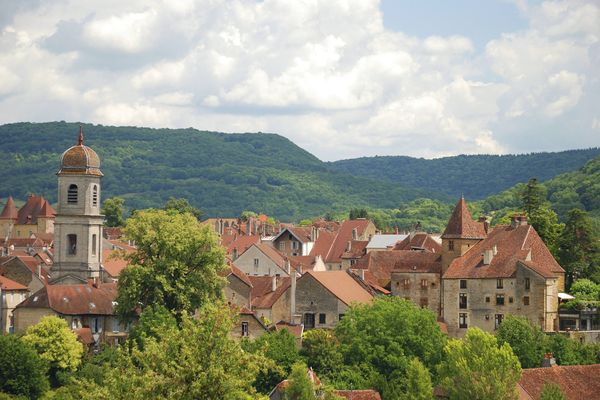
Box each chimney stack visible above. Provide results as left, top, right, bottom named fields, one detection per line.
left=479, top=216, right=489, bottom=234
left=271, top=275, right=277, bottom=292
left=483, top=249, right=494, bottom=265
left=352, top=228, right=358, bottom=240
left=290, top=268, right=297, bottom=322
left=511, top=215, right=528, bottom=228
left=542, top=353, right=557, bottom=368
left=359, top=269, right=365, bottom=281
left=346, top=241, right=352, bottom=252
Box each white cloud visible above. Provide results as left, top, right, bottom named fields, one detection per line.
left=0, top=0, right=598, bottom=160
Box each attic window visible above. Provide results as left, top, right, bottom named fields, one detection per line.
left=67, top=184, right=78, bottom=204
left=448, top=240, right=455, bottom=251
left=33, top=296, right=39, bottom=302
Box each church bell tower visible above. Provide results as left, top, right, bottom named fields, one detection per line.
left=50, top=127, right=104, bottom=284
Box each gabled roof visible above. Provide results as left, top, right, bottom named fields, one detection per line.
left=443, top=224, right=564, bottom=279
left=16, top=195, right=55, bottom=225
left=302, top=270, right=373, bottom=306
left=325, top=219, right=373, bottom=263
left=394, top=233, right=442, bottom=253
left=0, top=275, right=28, bottom=290
left=442, top=197, right=486, bottom=239
left=227, top=234, right=261, bottom=256
left=255, top=243, right=287, bottom=269
left=0, top=196, right=18, bottom=220
left=101, top=249, right=129, bottom=278
left=518, top=364, right=600, bottom=400
left=3, top=255, right=49, bottom=285
left=309, top=230, right=337, bottom=257
left=248, top=276, right=291, bottom=309
left=341, top=240, right=369, bottom=259
left=273, top=226, right=313, bottom=244
left=227, top=262, right=253, bottom=288
left=16, top=282, right=117, bottom=315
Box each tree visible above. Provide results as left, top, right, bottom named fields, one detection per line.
left=496, top=316, right=546, bottom=368
left=300, top=329, right=345, bottom=382
left=243, top=329, right=301, bottom=393
left=95, top=304, right=262, bottom=399
left=284, top=362, right=316, bottom=400
left=115, top=209, right=226, bottom=320
left=539, top=382, right=566, bottom=400
left=399, top=358, right=433, bottom=400
left=102, top=197, right=125, bottom=227
left=0, top=335, right=49, bottom=399
left=22, top=316, right=84, bottom=386
left=569, top=279, right=600, bottom=301
left=527, top=206, right=563, bottom=255
left=438, top=327, right=522, bottom=400
left=241, top=210, right=258, bottom=221
left=163, top=197, right=203, bottom=220
left=334, top=297, right=446, bottom=398
left=127, top=304, right=178, bottom=350
left=558, top=208, right=600, bottom=286
left=521, top=178, right=546, bottom=215
left=349, top=208, right=368, bottom=220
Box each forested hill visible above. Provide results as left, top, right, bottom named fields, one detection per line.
left=329, top=149, right=600, bottom=200
left=0, top=122, right=440, bottom=220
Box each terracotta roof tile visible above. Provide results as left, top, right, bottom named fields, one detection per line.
left=309, top=230, right=337, bottom=258
left=394, top=233, right=442, bottom=253
left=442, top=197, right=487, bottom=239
left=341, top=240, right=369, bottom=259
left=227, top=262, right=253, bottom=288
left=356, top=250, right=441, bottom=286
left=518, top=364, right=600, bottom=400
left=0, top=196, right=18, bottom=219
left=302, top=270, right=373, bottom=306
left=0, top=274, right=28, bottom=290
left=335, top=390, right=382, bottom=400
left=249, top=276, right=291, bottom=309
left=17, top=282, right=117, bottom=315
left=101, top=249, right=129, bottom=278
left=74, top=327, right=94, bottom=345
left=227, top=235, right=261, bottom=256
left=325, top=220, right=373, bottom=263
left=16, top=195, right=54, bottom=225
left=274, top=321, right=304, bottom=339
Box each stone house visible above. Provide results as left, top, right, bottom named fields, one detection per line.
left=441, top=198, right=565, bottom=337
left=323, top=219, right=377, bottom=270
left=223, top=262, right=253, bottom=308
left=0, top=195, right=55, bottom=240
left=231, top=306, right=269, bottom=340
left=272, top=227, right=315, bottom=257
left=248, top=275, right=291, bottom=324
left=14, top=281, right=127, bottom=346
left=0, top=275, right=29, bottom=333
left=295, top=270, right=373, bottom=330
left=233, top=243, right=290, bottom=276
left=0, top=255, right=48, bottom=293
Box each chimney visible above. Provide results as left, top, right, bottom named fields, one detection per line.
left=479, top=216, right=489, bottom=234
left=310, top=226, right=318, bottom=242
left=246, top=220, right=251, bottom=236
left=346, top=241, right=352, bottom=252
left=483, top=249, right=494, bottom=265
left=290, top=268, right=297, bottom=322
left=352, top=228, right=358, bottom=240
left=511, top=214, right=528, bottom=228
left=493, top=245, right=498, bottom=256
left=272, top=275, right=277, bottom=292
left=542, top=353, right=557, bottom=368
left=359, top=269, right=365, bottom=281
left=37, top=264, right=42, bottom=279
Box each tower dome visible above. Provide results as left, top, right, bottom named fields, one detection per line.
left=58, top=126, right=102, bottom=176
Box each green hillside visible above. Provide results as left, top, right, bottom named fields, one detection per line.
left=0, top=122, right=440, bottom=221
left=329, top=150, right=600, bottom=200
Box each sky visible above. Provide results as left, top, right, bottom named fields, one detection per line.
left=0, top=0, right=598, bottom=161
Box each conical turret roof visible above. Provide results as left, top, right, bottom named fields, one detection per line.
left=442, top=197, right=487, bottom=239
left=0, top=196, right=18, bottom=220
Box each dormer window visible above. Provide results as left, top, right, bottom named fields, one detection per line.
left=92, top=185, right=98, bottom=207
left=67, top=184, right=78, bottom=204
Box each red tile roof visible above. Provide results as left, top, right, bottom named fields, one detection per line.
left=101, top=249, right=129, bottom=278
left=16, top=195, right=55, bottom=225
left=443, top=224, right=564, bottom=279
left=74, top=327, right=94, bottom=345
left=8, top=255, right=49, bottom=284
left=227, top=262, right=253, bottom=288
left=309, top=230, right=337, bottom=258
left=356, top=250, right=441, bottom=286
left=325, top=219, right=373, bottom=263
left=227, top=235, right=261, bottom=256
left=0, top=274, right=28, bottom=290
left=274, top=321, right=304, bottom=339
left=335, top=390, right=382, bottom=400
left=248, top=276, right=291, bottom=309
left=0, top=196, right=18, bottom=219
left=16, top=282, right=117, bottom=315
left=442, top=197, right=486, bottom=239
left=302, top=270, right=373, bottom=306
left=518, top=364, right=600, bottom=400
left=394, top=233, right=442, bottom=253
left=341, top=240, right=369, bottom=259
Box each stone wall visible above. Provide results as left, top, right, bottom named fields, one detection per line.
left=391, top=271, right=441, bottom=316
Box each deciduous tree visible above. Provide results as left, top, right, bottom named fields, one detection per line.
left=438, top=327, right=521, bottom=400
left=496, top=316, right=546, bottom=368
left=102, top=197, right=125, bottom=227
left=399, top=358, right=433, bottom=400
left=0, top=335, right=49, bottom=399
left=163, top=197, right=203, bottom=220
left=539, top=382, right=566, bottom=400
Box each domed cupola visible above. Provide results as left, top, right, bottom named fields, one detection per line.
left=58, top=126, right=102, bottom=176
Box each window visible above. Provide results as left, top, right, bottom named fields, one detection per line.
left=420, top=298, right=429, bottom=308
left=496, top=294, right=505, bottom=305
left=497, top=279, right=503, bottom=289
left=459, top=293, right=467, bottom=309
left=92, top=185, right=98, bottom=207
left=509, top=296, right=514, bottom=304
left=253, top=258, right=259, bottom=273
left=495, top=314, right=504, bottom=329
left=448, top=240, right=455, bottom=251
left=403, top=278, right=410, bottom=288
left=67, top=184, right=78, bottom=204
left=288, top=234, right=293, bottom=240
left=350, top=259, right=356, bottom=266
left=241, top=322, right=249, bottom=337
left=67, top=234, right=77, bottom=255
left=91, top=317, right=101, bottom=333
left=338, top=314, right=345, bottom=321
left=92, top=234, right=97, bottom=256
left=292, top=241, right=300, bottom=250
left=485, top=296, right=490, bottom=303
left=304, top=313, right=315, bottom=329
left=459, top=313, right=468, bottom=329
left=319, top=313, right=326, bottom=324
left=112, top=318, right=120, bottom=333
left=523, top=296, right=530, bottom=306
left=460, top=280, right=467, bottom=289
left=421, top=279, right=428, bottom=289
left=278, top=241, right=285, bottom=251
left=525, top=277, right=530, bottom=290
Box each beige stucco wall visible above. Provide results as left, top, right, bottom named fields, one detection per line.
left=225, top=275, right=251, bottom=308
left=231, top=314, right=267, bottom=340
left=13, top=307, right=57, bottom=332
left=233, top=246, right=287, bottom=276
left=295, top=274, right=348, bottom=329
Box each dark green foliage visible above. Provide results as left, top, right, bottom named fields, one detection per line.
left=349, top=208, right=368, bottom=220
left=163, top=197, right=203, bottom=220
left=242, top=329, right=301, bottom=394
left=539, top=382, right=566, bottom=400
left=128, top=305, right=178, bottom=350
left=0, top=335, right=49, bottom=399
left=102, top=197, right=125, bottom=227
left=496, top=316, right=546, bottom=368
left=330, top=150, right=600, bottom=200
left=558, top=209, right=600, bottom=286
left=546, top=334, right=600, bottom=365
left=334, top=297, right=446, bottom=398
left=521, top=178, right=546, bottom=215
left=0, top=122, right=438, bottom=221
left=300, top=329, right=345, bottom=383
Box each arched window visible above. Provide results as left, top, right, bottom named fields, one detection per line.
left=67, top=184, right=78, bottom=204
left=92, top=185, right=98, bottom=207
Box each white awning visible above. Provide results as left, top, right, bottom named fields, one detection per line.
left=558, top=292, right=575, bottom=300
